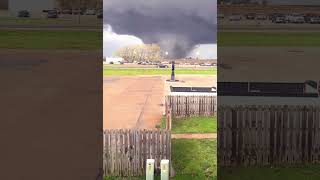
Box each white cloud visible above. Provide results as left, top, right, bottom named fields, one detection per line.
left=187, top=44, right=217, bottom=60
left=103, top=24, right=144, bottom=57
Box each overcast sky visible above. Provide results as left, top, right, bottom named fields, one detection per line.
left=103, top=0, right=319, bottom=58
left=103, top=0, right=217, bottom=59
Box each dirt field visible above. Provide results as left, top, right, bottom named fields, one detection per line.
left=103, top=75, right=216, bottom=130
left=103, top=76, right=165, bottom=130
left=219, top=21, right=320, bottom=31
left=0, top=49, right=102, bottom=180
left=219, top=47, right=320, bottom=82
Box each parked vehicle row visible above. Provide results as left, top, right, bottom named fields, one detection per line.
left=17, top=9, right=103, bottom=19
left=18, top=10, right=30, bottom=17
left=219, top=12, right=320, bottom=24
left=54, top=8, right=100, bottom=15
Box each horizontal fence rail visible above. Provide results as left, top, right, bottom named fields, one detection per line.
left=166, top=96, right=217, bottom=118
left=103, top=129, right=171, bottom=177
left=218, top=105, right=320, bottom=167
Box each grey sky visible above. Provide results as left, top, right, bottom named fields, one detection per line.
left=103, top=0, right=217, bottom=58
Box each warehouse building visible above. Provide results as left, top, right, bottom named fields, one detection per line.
left=8, top=0, right=57, bottom=17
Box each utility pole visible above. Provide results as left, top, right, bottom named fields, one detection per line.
left=171, top=60, right=175, bottom=81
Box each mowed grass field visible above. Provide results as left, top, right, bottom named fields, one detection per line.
left=219, top=165, right=320, bottom=180
left=103, top=66, right=217, bottom=76
left=171, top=116, right=217, bottom=134
left=219, top=32, right=320, bottom=46
left=172, top=139, right=217, bottom=179
left=159, top=116, right=217, bottom=134
left=0, top=29, right=101, bottom=49
left=105, top=139, right=217, bottom=180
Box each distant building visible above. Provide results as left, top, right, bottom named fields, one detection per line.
left=104, top=57, right=124, bottom=64
left=9, top=0, right=57, bottom=17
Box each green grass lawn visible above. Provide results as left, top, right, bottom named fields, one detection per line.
left=103, top=67, right=216, bottom=76
left=172, top=139, right=217, bottom=180
left=105, top=139, right=217, bottom=180
left=159, top=116, right=217, bottom=134
left=104, top=177, right=143, bottom=180
left=219, top=165, right=320, bottom=180
left=218, top=32, right=320, bottom=46
left=0, top=30, right=101, bottom=49
left=0, top=17, right=69, bottom=25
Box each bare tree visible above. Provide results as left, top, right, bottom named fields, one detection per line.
left=114, top=44, right=162, bottom=63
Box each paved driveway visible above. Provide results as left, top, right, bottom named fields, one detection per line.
left=103, top=76, right=164, bottom=130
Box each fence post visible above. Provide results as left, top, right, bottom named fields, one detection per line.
left=161, top=159, right=170, bottom=180
left=169, top=110, right=172, bottom=130
left=146, top=159, right=155, bottom=180
left=166, top=108, right=172, bottom=130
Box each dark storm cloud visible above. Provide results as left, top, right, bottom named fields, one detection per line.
left=103, top=0, right=217, bottom=58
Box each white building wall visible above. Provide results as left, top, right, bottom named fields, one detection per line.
left=103, top=57, right=124, bottom=64
left=9, top=0, right=56, bottom=17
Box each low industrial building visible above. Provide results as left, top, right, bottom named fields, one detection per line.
left=8, top=0, right=57, bottom=17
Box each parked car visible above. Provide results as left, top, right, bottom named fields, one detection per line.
left=61, top=9, right=72, bottom=15
left=53, top=8, right=61, bottom=14
left=246, top=13, right=256, bottom=20
left=218, top=13, right=225, bottom=19
left=273, top=16, right=286, bottom=23
left=97, top=10, right=103, bottom=19
left=200, top=63, right=212, bottom=67
left=18, top=10, right=30, bottom=18
left=47, top=10, right=58, bottom=18
left=158, top=64, right=169, bottom=68
left=85, top=9, right=96, bottom=15
left=309, top=17, right=320, bottom=24
left=256, top=14, right=267, bottom=20
left=269, top=13, right=283, bottom=21
left=304, top=13, right=317, bottom=23
left=294, top=16, right=305, bottom=23
left=72, top=9, right=83, bottom=15
left=286, top=14, right=305, bottom=23
left=229, top=14, right=242, bottom=21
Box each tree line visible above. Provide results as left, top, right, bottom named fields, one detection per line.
left=114, top=44, right=163, bottom=62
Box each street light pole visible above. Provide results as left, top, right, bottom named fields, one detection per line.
left=171, top=60, right=175, bottom=81
left=165, top=51, right=175, bottom=81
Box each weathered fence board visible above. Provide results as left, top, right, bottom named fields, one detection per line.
left=166, top=96, right=217, bottom=117
left=103, top=129, right=171, bottom=176
left=218, top=105, right=320, bottom=166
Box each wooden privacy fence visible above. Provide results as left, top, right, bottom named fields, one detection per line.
left=165, top=96, right=217, bottom=118
left=165, top=104, right=172, bottom=130
left=103, top=129, right=171, bottom=176
left=218, top=105, right=320, bottom=167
